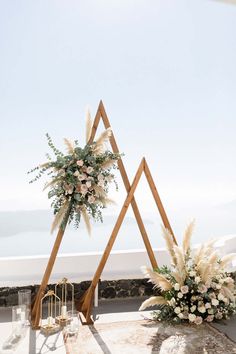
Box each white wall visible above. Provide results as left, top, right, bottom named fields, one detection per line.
left=0, top=235, right=236, bottom=287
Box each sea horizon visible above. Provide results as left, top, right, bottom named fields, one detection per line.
left=1, top=204, right=235, bottom=257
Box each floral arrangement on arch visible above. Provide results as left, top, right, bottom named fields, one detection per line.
left=28, top=110, right=122, bottom=234
left=139, top=221, right=236, bottom=325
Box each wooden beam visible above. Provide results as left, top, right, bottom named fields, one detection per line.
left=143, top=159, right=177, bottom=245
left=31, top=210, right=71, bottom=329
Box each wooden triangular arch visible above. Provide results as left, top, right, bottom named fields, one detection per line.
left=77, top=157, right=177, bottom=324
left=31, top=101, right=176, bottom=329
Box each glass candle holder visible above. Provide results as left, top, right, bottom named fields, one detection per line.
left=63, top=310, right=80, bottom=337
left=2, top=305, right=27, bottom=351
left=18, top=289, right=31, bottom=325
left=12, top=304, right=27, bottom=336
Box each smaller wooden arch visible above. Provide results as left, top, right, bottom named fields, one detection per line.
left=77, top=157, right=177, bottom=324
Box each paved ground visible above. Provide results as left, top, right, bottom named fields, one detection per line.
left=211, top=315, right=236, bottom=342
left=0, top=298, right=235, bottom=353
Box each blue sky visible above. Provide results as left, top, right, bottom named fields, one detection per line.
left=0, top=0, right=236, bottom=227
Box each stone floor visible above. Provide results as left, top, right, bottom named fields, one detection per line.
left=0, top=298, right=235, bottom=353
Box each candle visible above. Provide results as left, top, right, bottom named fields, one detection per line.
left=20, top=311, right=25, bottom=323
left=61, top=305, right=67, bottom=319
left=47, top=316, right=53, bottom=327
left=69, top=322, right=76, bottom=333
left=15, top=322, right=22, bottom=336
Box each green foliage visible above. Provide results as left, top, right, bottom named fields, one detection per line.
left=28, top=134, right=122, bottom=230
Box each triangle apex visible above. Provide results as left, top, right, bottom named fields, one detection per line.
left=99, top=99, right=104, bottom=107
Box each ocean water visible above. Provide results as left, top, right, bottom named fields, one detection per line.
left=0, top=224, right=164, bottom=257
left=0, top=205, right=236, bottom=257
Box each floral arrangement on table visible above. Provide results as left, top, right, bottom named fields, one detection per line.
left=139, top=221, right=236, bottom=325
left=28, top=110, right=122, bottom=234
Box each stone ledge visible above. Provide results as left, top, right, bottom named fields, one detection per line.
left=2, top=271, right=235, bottom=307
left=0, top=278, right=156, bottom=307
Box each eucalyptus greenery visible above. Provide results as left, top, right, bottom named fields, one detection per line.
left=28, top=112, right=122, bottom=234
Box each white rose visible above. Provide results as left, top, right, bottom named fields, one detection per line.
left=76, top=160, right=84, bottom=166
left=181, top=286, right=189, bottom=294
left=169, top=298, right=176, bottom=307
left=86, top=181, right=92, bottom=188
left=178, top=313, right=184, bottom=319
left=81, top=184, right=88, bottom=192
left=208, top=309, right=214, bottom=314
left=215, top=312, right=223, bottom=319
left=195, top=316, right=203, bottom=325
left=188, top=314, right=196, bottom=322
left=98, top=174, right=104, bottom=181
left=195, top=277, right=201, bottom=284
left=198, top=306, right=206, bottom=314
left=205, top=303, right=211, bottom=309
left=174, top=283, right=180, bottom=291
left=174, top=307, right=181, bottom=314
left=189, top=271, right=196, bottom=277
left=211, top=298, right=219, bottom=306
left=216, top=284, right=221, bottom=289
left=88, top=195, right=95, bottom=204
left=218, top=293, right=224, bottom=301
left=209, top=292, right=216, bottom=299
left=219, top=279, right=224, bottom=284
left=78, top=174, right=86, bottom=181
left=190, top=305, right=196, bottom=313
left=177, top=292, right=183, bottom=299
left=198, top=284, right=208, bottom=293
left=206, top=315, right=214, bottom=322
left=86, top=166, right=94, bottom=174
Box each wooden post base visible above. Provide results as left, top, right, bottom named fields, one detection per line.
left=79, top=311, right=94, bottom=325
left=76, top=286, right=95, bottom=325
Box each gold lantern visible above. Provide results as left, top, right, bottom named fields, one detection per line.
left=55, top=278, right=74, bottom=325
left=40, top=290, right=61, bottom=335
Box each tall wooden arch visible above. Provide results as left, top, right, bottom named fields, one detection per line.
left=31, top=101, right=176, bottom=329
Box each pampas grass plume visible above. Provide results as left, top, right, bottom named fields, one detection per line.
left=86, top=109, right=93, bottom=143
left=161, top=225, right=177, bottom=266
left=182, top=220, right=195, bottom=254
left=139, top=296, right=167, bottom=311
left=51, top=202, right=69, bottom=234
left=141, top=266, right=172, bottom=291
left=64, top=138, right=74, bottom=154
left=81, top=207, right=92, bottom=236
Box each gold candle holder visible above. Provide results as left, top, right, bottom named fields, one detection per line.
left=55, top=278, right=74, bottom=326
left=40, top=290, right=60, bottom=335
